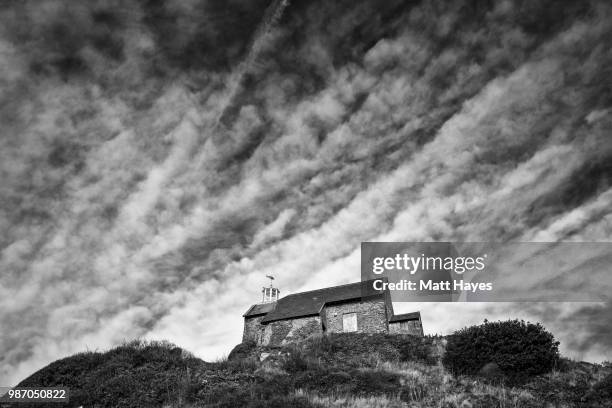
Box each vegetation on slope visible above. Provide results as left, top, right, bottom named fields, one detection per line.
left=16, top=340, right=204, bottom=407
left=14, top=323, right=612, bottom=408
left=443, top=319, right=560, bottom=382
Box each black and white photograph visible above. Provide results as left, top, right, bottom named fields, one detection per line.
left=1, top=0, right=611, bottom=406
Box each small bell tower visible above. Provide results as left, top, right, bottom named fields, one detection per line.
left=262, top=275, right=280, bottom=303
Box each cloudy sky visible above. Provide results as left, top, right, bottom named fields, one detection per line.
left=1, top=0, right=612, bottom=385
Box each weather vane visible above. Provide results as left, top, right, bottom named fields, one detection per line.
left=262, top=275, right=279, bottom=303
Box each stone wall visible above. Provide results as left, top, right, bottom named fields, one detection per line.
left=324, top=298, right=388, bottom=334
left=262, top=315, right=322, bottom=346
left=243, top=296, right=424, bottom=346
left=243, top=315, right=266, bottom=343
left=388, top=319, right=423, bottom=336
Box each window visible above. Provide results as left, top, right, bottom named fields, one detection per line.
left=342, top=312, right=357, bottom=332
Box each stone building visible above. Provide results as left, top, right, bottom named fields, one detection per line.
left=242, top=280, right=423, bottom=345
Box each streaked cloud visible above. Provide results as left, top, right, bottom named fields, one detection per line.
left=1, top=0, right=611, bottom=386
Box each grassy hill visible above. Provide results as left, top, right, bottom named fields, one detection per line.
left=13, top=335, right=612, bottom=407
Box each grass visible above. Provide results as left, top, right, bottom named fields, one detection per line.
left=14, top=334, right=612, bottom=408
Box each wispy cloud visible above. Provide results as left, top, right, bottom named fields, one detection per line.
left=1, top=0, right=611, bottom=386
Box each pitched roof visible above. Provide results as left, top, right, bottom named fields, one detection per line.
left=261, top=280, right=385, bottom=323
left=243, top=302, right=277, bottom=317
left=389, top=311, right=421, bottom=322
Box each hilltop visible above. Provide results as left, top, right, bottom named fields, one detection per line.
left=13, top=334, right=612, bottom=408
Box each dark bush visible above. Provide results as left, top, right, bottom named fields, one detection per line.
left=292, top=366, right=401, bottom=397
left=228, top=340, right=257, bottom=361
left=302, top=333, right=437, bottom=367
left=16, top=340, right=205, bottom=408
left=443, top=319, right=560, bottom=381
left=397, top=336, right=438, bottom=365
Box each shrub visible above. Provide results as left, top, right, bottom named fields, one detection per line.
left=442, top=319, right=559, bottom=381
left=302, top=333, right=437, bottom=367
left=228, top=340, right=257, bottom=361
left=16, top=340, right=205, bottom=408
left=397, top=336, right=438, bottom=365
